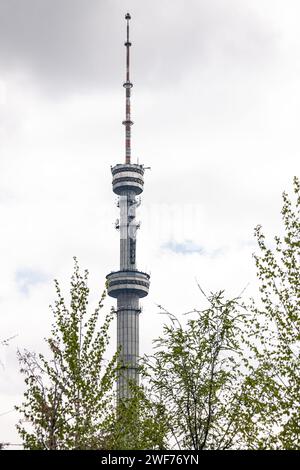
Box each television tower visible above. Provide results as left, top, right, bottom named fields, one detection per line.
left=106, top=13, right=150, bottom=401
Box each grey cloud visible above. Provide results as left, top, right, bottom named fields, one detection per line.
left=161, top=240, right=204, bottom=255
left=0, top=0, right=277, bottom=94
left=15, top=268, right=48, bottom=295
left=161, top=240, right=228, bottom=258
left=0, top=0, right=118, bottom=92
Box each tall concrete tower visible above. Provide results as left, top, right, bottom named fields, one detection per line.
left=106, top=13, right=150, bottom=401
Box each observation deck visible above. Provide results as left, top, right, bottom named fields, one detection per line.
left=111, top=163, right=144, bottom=195
left=106, top=269, right=150, bottom=298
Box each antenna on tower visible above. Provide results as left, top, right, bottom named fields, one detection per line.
left=122, top=13, right=133, bottom=164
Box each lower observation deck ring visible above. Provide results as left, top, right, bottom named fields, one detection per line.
left=106, top=270, right=150, bottom=299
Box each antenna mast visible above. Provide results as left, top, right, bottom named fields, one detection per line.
left=123, top=13, right=133, bottom=164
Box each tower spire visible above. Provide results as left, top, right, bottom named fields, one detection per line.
left=123, top=13, right=133, bottom=164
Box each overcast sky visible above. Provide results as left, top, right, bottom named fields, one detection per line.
left=0, top=0, right=299, bottom=445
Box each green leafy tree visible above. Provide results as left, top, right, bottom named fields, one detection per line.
left=106, top=382, right=169, bottom=450
left=244, top=176, right=300, bottom=449
left=16, top=259, right=167, bottom=450
left=16, top=258, right=118, bottom=449
left=141, top=177, right=300, bottom=450
left=143, top=290, right=256, bottom=450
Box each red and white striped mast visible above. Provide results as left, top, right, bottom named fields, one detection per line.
left=123, top=13, right=133, bottom=164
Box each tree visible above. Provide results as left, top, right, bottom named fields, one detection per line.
left=142, top=290, right=256, bottom=450
left=16, top=258, right=119, bottom=449
left=106, top=381, right=169, bottom=450
left=0, top=335, right=18, bottom=450
left=16, top=258, right=167, bottom=450
left=244, top=176, right=300, bottom=449
left=140, top=177, right=300, bottom=450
